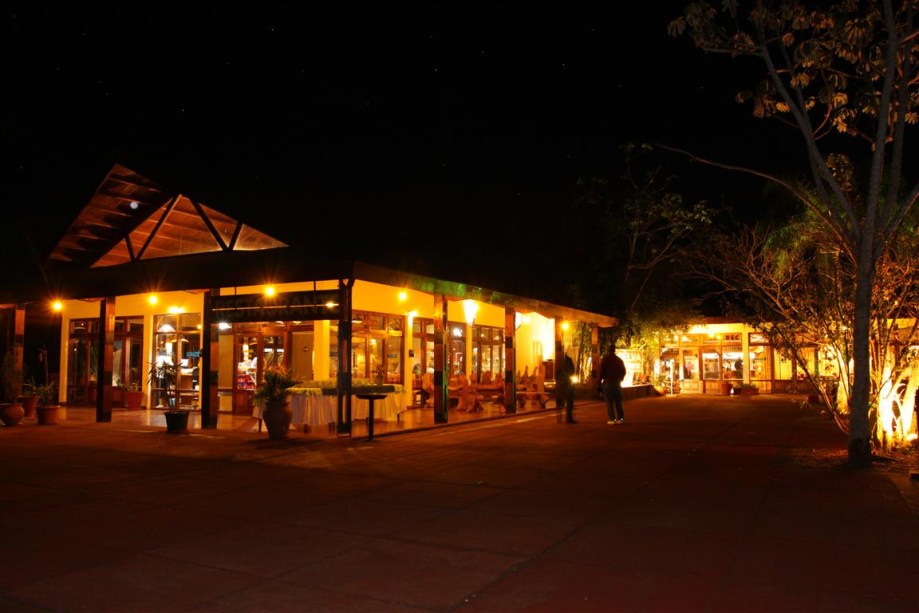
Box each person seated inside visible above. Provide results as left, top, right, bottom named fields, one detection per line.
left=419, top=371, right=434, bottom=407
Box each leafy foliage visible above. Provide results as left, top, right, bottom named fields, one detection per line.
left=560, top=144, right=717, bottom=348
left=253, top=365, right=301, bottom=405
left=669, top=0, right=918, bottom=467
left=0, top=351, right=23, bottom=403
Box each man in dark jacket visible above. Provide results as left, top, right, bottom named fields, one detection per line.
left=598, top=346, right=626, bottom=424
left=556, top=353, right=577, bottom=423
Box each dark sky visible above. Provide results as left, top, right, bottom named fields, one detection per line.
left=2, top=2, right=793, bottom=288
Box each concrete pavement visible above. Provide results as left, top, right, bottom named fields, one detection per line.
left=1, top=394, right=917, bottom=612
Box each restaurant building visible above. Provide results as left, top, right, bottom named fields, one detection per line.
left=0, top=164, right=618, bottom=434
left=655, top=320, right=832, bottom=396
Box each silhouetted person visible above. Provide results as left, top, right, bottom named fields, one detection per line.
left=556, top=353, right=576, bottom=423
left=599, top=346, right=626, bottom=424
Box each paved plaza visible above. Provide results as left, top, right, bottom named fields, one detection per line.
left=1, top=394, right=917, bottom=612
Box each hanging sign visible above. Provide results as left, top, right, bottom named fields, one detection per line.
left=210, top=290, right=341, bottom=323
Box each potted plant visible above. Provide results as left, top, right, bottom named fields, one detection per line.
left=0, top=351, right=24, bottom=427
left=18, top=376, right=39, bottom=419
left=738, top=383, right=759, bottom=396
left=148, top=360, right=188, bottom=433
left=34, top=381, right=61, bottom=425
left=252, top=364, right=300, bottom=440
left=120, top=383, right=144, bottom=410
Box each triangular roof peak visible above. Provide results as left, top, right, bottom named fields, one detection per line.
left=49, top=164, right=287, bottom=268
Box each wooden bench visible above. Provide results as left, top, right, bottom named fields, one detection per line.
left=516, top=389, right=551, bottom=409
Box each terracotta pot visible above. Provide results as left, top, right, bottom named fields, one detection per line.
left=163, top=410, right=189, bottom=433
left=18, top=395, right=39, bottom=418
left=262, top=400, right=292, bottom=440
left=124, top=390, right=144, bottom=410
left=0, top=402, right=25, bottom=427
left=36, top=405, right=60, bottom=425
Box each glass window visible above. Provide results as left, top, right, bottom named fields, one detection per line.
left=682, top=349, right=698, bottom=380
left=702, top=351, right=721, bottom=380
left=349, top=311, right=403, bottom=383
left=722, top=346, right=743, bottom=380
left=153, top=313, right=201, bottom=408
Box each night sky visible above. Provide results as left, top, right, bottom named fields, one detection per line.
left=2, top=2, right=796, bottom=289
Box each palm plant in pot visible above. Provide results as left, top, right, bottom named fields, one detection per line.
left=252, top=364, right=300, bottom=440
left=18, top=376, right=39, bottom=419
left=148, top=360, right=188, bottom=433
left=34, top=381, right=60, bottom=425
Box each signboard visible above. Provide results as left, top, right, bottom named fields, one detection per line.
left=210, top=290, right=342, bottom=323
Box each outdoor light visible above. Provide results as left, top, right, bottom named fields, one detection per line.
left=515, top=312, right=531, bottom=330
left=463, top=299, right=478, bottom=326
left=218, top=322, right=231, bottom=330
left=264, top=286, right=276, bottom=297
left=51, top=300, right=63, bottom=312
left=148, top=294, right=158, bottom=305
left=398, top=290, right=408, bottom=302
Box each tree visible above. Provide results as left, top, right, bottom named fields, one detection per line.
left=561, top=144, right=716, bottom=351
left=692, top=199, right=919, bottom=451
left=668, top=0, right=919, bottom=467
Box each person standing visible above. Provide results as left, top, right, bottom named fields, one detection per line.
left=599, top=345, right=626, bottom=424
left=556, top=353, right=576, bottom=423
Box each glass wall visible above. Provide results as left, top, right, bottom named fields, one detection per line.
left=347, top=311, right=403, bottom=383
left=471, top=325, right=503, bottom=383
left=152, top=313, right=201, bottom=408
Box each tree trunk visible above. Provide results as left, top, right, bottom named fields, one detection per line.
left=849, top=252, right=874, bottom=467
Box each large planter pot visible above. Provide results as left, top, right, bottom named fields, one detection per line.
left=124, top=390, right=144, bottom=410
left=262, top=400, right=292, bottom=440
left=163, top=410, right=190, bottom=433
left=17, top=394, right=39, bottom=418
left=36, top=405, right=60, bottom=425
left=0, top=402, right=25, bottom=426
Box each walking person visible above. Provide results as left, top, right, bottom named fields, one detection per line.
left=556, top=353, right=576, bottom=423
left=599, top=345, right=626, bottom=424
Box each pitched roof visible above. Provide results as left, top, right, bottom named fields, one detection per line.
left=48, top=164, right=286, bottom=268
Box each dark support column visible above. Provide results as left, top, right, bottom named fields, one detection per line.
left=590, top=325, right=600, bottom=389
left=201, top=289, right=219, bottom=429
left=337, top=279, right=354, bottom=435
left=555, top=320, right=565, bottom=375
left=96, top=298, right=115, bottom=423
left=433, top=294, right=448, bottom=424
left=13, top=305, right=25, bottom=397
left=504, top=307, right=517, bottom=413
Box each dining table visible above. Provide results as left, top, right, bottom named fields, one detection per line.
left=252, top=384, right=405, bottom=430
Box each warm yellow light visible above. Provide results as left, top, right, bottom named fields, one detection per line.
left=51, top=300, right=63, bottom=312
left=398, top=290, right=408, bottom=302
left=167, top=306, right=184, bottom=314
left=561, top=321, right=569, bottom=331
left=265, top=286, right=276, bottom=297
left=570, top=375, right=579, bottom=384
left=148, top=295, right=158, bottom=306
left=325, top=301, right=338, bottom=308
left=463, top=299, right=479, bottom=325
left=407, top=309, right=418, bottom=320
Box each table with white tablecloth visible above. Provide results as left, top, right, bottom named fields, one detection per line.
left=252, top=385, right=405, bottom=428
